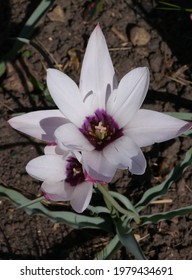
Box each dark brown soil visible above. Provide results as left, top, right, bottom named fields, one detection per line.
left=0, top=0, right=192, bottom=260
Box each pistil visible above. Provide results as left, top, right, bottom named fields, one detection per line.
left=95, top=121, right=107, bottom=139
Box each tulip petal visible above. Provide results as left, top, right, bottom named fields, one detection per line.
left=26, top=155, right=66, bottom=181
left=125, top=109, right=192, bottom=147
left=8, top=110, right=67, bottom=142
left=55, top=123, right=94, bottom=151
left=82, top=150, right=117, bottom=182
left=112, top=67, right=149, bottom=128
left=80, top=24, right=117, bottom=110
left=44, top=144, right=69, bottom=156
left=70, top=182, right=93, bottom=213
left=47, top=69, right=87, bottom=126
left=103, top=136, right=146, bottom=175
left=41, top=180, right=74, bottom=201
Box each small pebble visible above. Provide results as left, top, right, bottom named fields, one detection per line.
left=130, top=26, right=151, bottom=46
left=150, top=53, right=162, bottom=73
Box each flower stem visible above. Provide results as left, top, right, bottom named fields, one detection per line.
left=97, top=184, right=140, bottom=224
left=17, top=196, right=44, bottom=209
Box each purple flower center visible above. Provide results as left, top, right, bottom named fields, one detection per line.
left=80, top=109, right=123, bottom=151
left=65, top=157, right=85, bottom=186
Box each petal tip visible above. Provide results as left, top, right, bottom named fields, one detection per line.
left=181, top=121, right=192, bottom=134
left=46, top=68, right=54, bottom=74
left=7, top=117, right=19, bottom=130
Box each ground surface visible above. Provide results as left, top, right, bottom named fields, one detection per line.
left=0, top=0, right=192, bottom=259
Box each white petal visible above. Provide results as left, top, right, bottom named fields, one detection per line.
left=81, top=92, right=98, bottom=115
left=82, top=150, right=117, bottom=182
left=47, top=69, right=87, bottom=126
left=106, top=88, right=118, bottom=113
left=80, top=24, right=117, bottom=109
left=41, top=180, right=74, bottom=201
left=55, top=123, right=94, bottom=151
left=26, top=155, right=66, bottom=181
left=70, top=182, right=93, bottom=213
left=125, top=109, right=192, bottom=147
left=8, top=110, right=67, bottom=142
left=44, top=144, right=69, bottom=156
left=112, top=67, right=150, bottom=127
left=103, top=136, right=146, bottom=175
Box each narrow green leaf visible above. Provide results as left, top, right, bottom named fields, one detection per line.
left=136, top=147, right=192, bottom=212
left=166, top=112, right=192, bottom=121
left=109, top=191, right=140, bottom=219
left=87, top=205, right=110, bottom=215
left=15, top=37, right=54, bottom=67
left=140, top=206, right=192, bottom=225
left=115, top=218, right=147, bottom=260
left=3, top=0, right=56, bottom=60
left=97, top=184, right=140, bottom=223
left=83, top=0, right=104, bottom=20
left=157, top=1, right=192, bottom=12
left=17, top=196, right=44, bottom=209
left=157, top=7, right=181, bottom=11
left=30, top=74, right=44, bottom=91
left=0, top=61, right=6, bottom=77
left=158, top=1, right=181, bottom=8
left=0, top=185, right=113, bottom=232
left=20, top=0, right=56, bottom=39
left=166, top=113, right=192, bottom=137
left=94, top=234, right=122, bottom=260
left=21, top=50, right=32, bottom=58
left=184, top=8, right=192, bottom=12
left=183, top=130, right=192, bottom=137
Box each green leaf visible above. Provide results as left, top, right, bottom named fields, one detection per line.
left=114, top=217, right=147, bottom=260
left=157, top=1, right=192, bottom=12
left=21, top=50, right=32, bottom=58
left=83, top=0, right=104, bottom=20
left=166, top=113, right=192, bottom=137
left=20, top=0, right=56, bottom=39
left=87, top=205, right=110, bottom=215
left=0, top=61, right=6, bottom=77
left=15, top=37, right=54, bottom=67
left=158, top=1, right=181, bottom=8
left=3, top=0, right=56, bottom=60
left=140, top=206, right=192, bottom=225
left=17, top=196, right=44, bottom=209
left=136, top=147, right=192, bottom=212
left=30, top=74, right=44, bottom=91
left=165, top=112, right=192, bottom=121
left=184, top=130, right=192, bottom=137
left=0, top=185, right=113, bottom=232
left=109, top=191, right=140, bottom=218
left=94, top=234, right=122, bottom=260
left=97, top=184, right=140, bottom=223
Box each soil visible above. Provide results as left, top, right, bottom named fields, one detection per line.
left=0, top=0, right=192, bottom=260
